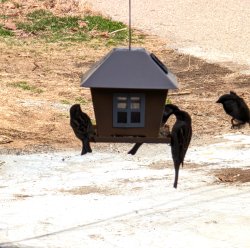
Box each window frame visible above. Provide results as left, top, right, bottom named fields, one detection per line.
left=113, top=93, right=145, bottom=128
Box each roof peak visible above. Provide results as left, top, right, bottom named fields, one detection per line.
left=81, top=47, right=178, bottom=90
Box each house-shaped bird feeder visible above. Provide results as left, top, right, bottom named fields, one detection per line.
left=81, top=47, right=178, bottom=144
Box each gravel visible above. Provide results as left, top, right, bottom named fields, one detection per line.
left=82, top=0, right=250, bottom=74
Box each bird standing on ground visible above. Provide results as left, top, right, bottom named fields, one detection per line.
left=70, top=104, right=95, bottom=155
left=164, top=104, right=192, bottom=188
left=216, top=91, right=250, bottom=128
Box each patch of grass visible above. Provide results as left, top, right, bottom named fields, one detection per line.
left=17, top=9, right=88, bottom=42
left=11, top=81, right=32, bottom=90
left=75, top=97, right=88, bottom=105
left=15, top=9, right=132, bottom=44
left=18, top=10, right=81, bottom=33
left=165, top=98, right=172, bottom=104
left=57, top=113, right=69, bottom=119
left=26, top=9, right=53, bottom=20
left=0, top=15, right=9, bottom=19
left=11, top=81, right=43, bottom=93
left=0, top=0, right=9, bottom=3
left=0, top=25, right=14, bottom=37
left=60, top=99, right=71, bottom=105
left=34, top=88, right=44, bottom=94
left=45, top=31, right=88, bottom=43
left=84, top=15, right=127, bottom=40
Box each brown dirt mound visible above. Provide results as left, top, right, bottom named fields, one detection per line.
left=214, top=168, right=250, bottom=183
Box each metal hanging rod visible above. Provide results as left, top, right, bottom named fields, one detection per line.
left=129, top=0, right=132, bottom=50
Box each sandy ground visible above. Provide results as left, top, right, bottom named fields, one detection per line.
left=83, top=0, right=250, bottom=74
left=0, top=1, right=250, bottom=247
left=0, top=134, right=250, bottom=248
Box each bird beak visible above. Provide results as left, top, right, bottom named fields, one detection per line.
left=162, top=110, right=173, bottom=124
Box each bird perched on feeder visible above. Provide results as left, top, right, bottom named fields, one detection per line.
left=216, top=91, right=250, bottom=129
left=164, top=104, right=192, bottom=188
left=70, top=104, right=95, bottom=155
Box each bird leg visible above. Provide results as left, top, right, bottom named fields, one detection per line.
left=231, top=118, right=235, bottom=129
left=81, top=135, right=92, bottom=155
left=85, top=140, right=92, bottom=153
left=128, top=143, right=142, bottom=155
left=173, top=165, right=180, bottom=189
left=231, top=119, right=245, bottom=129
left=81, top=143, right=88, bottom=155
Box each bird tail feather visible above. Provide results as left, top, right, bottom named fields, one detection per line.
left=173, top=166, right=179, bottom=189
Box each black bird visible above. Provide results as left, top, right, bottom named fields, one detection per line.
left=216, top=91, right=250, bottom=128
left=164, top=104, right=192, bottom=188
left=70, top=104, right=95, bottom=155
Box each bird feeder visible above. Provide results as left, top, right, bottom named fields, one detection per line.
left=80, top=47, right=178, bottom=144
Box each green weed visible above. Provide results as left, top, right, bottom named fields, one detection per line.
left=84, top=15, right=127, bottom=39
left=0, top=25, right=14, bottom=37
left=18, top=14, right=80, bottom=33
left=57, top=113, right=69, bottom=119
left=11, top=81, right=43, bottom=93
left=26, top=9, right=53, bottom=20
left=75, top=97, right=88, bottom=105
left=60, top=99, right=71, bottom=105
left=165, top=98, right=172, bottom=104
left=16, top=10, right=131, bottom=44
left=0, top=15, right=9, bottom=19
left=17, top=10, right=88, bottom=42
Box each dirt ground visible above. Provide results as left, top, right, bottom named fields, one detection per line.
left=0, top=1, right=250, bottom=183
left=87, top=0, right=250, bottom=74
left=0, top=145, right=249, bottom=247
left=214, top=168, right=250, bottom=184
left=1, top=4, right=250, bottom=247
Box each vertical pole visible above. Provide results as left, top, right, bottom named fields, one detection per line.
left=129, top=0, right=131, bottom=50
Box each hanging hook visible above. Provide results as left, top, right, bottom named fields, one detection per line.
left=129, top=0, right=132, bottom=50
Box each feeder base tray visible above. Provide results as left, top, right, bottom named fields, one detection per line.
left=91, top=136, right=170, bottom=144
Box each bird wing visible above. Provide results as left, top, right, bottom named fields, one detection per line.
left=217, top=94, right=245, bottom=120
left=237, top=97, right=250, bottom=122
left=171, top=121, right=186, bottom=166
left=217, top=94, right=234, bottom=103
left=82, top=113, right=95, bottom=137
left=171, top=120, right=192, bottom=165
left=222, top=99, right=240, bottom=118
left=70, top=108, right=94, bottom=139
left=182, top=122, right=192, bottom=161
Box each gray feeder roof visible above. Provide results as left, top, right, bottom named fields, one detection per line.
left=81, top=47, right=178, bottom=90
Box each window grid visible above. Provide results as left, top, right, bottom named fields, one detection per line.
left=113, top=93, right=145, bottom=128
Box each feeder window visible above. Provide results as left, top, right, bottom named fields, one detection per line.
left=113, top=93, right=145, bottom=128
